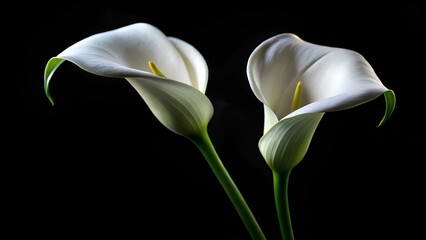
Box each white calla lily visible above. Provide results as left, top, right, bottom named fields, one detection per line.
left=247, top=33, right=396, bottom=240
left=247, top=33, right=396, bottom=172
left=44, top=23, right=212, bottom=138
left=44, top=23, right=267, bottom=239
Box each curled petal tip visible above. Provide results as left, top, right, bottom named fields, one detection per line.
left=49, top=97, right=55, bottom=106
left=376, top=89, right=396, bottom=128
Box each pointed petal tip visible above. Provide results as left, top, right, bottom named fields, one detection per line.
left=376, top=89, right=396, bottom=128
left=47, top=94, right=55, bottom=106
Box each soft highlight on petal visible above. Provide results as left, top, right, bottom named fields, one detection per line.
left=46, top=23, right=197, bottom=90
left=247, top=33, right=390, bottom=121
left=169, top=37, right=209, bottom=93
left=285, top=85, right=387, bottom=119
left=67, top=23, right=191, bottom=81
left=247, top=33, right=333, bottom=119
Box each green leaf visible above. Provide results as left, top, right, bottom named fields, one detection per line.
left=259, top=113, right=324, bottom=172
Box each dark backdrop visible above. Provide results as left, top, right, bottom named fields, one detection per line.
left=7, top=2, right=424, bottom=239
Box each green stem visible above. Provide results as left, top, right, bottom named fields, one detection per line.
left=273, top=170, right=295, bottom=240
left=189, top=129, right=266, bottom=240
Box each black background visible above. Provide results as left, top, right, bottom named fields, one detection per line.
left=7, top=2, right=424, bottom=239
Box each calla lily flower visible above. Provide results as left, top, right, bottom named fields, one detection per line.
left=247, top=33, right=396, bottom=172
left=44, top=23, right=266, bottom=239
left=44, top=23, right=213, bottom=138
left=247, top=33, right=396, bottom=240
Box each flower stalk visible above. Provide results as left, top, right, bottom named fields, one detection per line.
left=273, top=170, right=294, bottom=240
left=189, top=129, right=267, bottom=240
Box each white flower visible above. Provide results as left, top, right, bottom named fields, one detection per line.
left=45, top=23, right=213, bottom=138
left=247, top=33, right=395, bottom=171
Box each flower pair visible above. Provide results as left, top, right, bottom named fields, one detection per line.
left=44, top=23, right=395, bottom=240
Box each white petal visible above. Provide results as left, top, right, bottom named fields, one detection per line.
left=286, top=84, right=386, bottom=119
left=125, top=77, right=213, bottom=137
left=263, top=104, right=279, bottom=134
left=247, top=33, right=389, bottom=120
left=44, top=23, right=213, bottom=137
left=56, top=23, right=191, bottom=85
left=169, top=37, right=209, bottom=93
left=247, top=33, right=332, bottom=119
